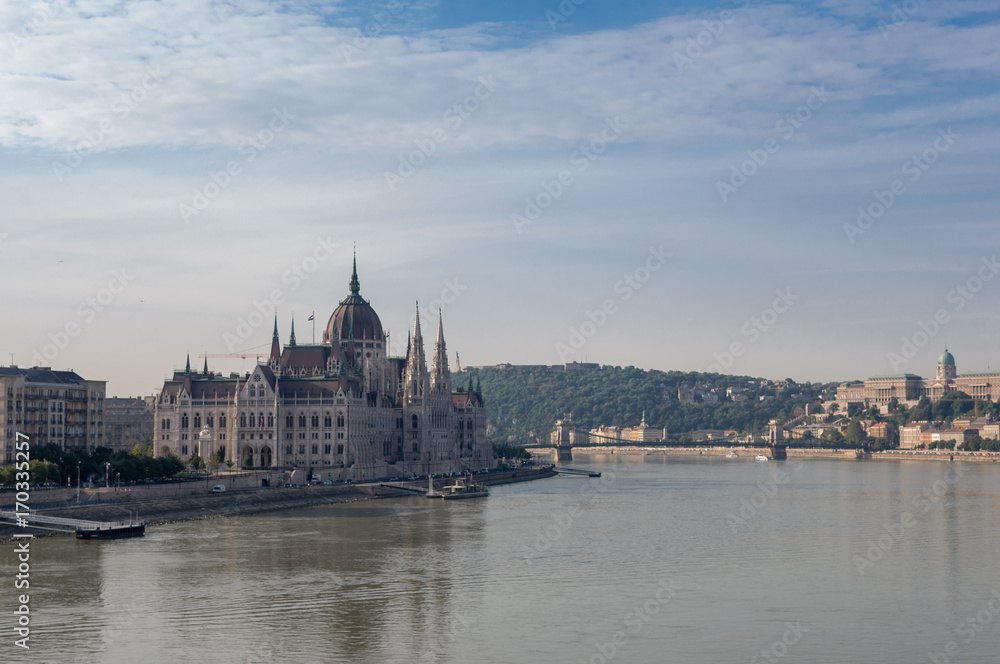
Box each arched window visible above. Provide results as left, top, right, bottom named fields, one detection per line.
left=219, top=414, right=227, bottom=428
left=267, top=413, right=274, bottom=427
left=181, top=413, right=189, bottom=428
left=412, top=414, right=418, bottom=429
left=337, top=413, right=345, bottom=427
left=299, top=413, right=307, bottom=428
left=207, top=414, right=214, bottom=428
left=239, top=413, right=247, bottom=427
left=286, top=414, right=294, bottom=427
left=258, top=413, right=265, bottom=428
left=193, top=413, right=201, bottom=428
left=324, top=413, right=332, bottom=427
left=311, top=414, right=319, bottom=427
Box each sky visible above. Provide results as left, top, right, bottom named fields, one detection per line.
left=2, top=0, right=999, bottom=397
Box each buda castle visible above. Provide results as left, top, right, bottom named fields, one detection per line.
left=836, top=349, right=1000, bottom=412
left=153, top=258, right=491, bottom=481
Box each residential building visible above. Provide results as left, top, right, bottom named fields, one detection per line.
left=0, top=366, right=106, bottom=462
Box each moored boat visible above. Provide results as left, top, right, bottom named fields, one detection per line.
left=439, top=476, right=489, bottom=500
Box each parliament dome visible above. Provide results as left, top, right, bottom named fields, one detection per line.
left=323, top=258, right=384, bottom=343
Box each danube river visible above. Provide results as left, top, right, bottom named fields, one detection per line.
left=4, top=455, right=1000, bottom=663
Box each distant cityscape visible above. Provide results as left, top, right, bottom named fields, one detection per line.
left=4, top=342, right=998, bottom=466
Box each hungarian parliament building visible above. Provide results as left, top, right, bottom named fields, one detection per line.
left=153, top=259, right=491, bottom=481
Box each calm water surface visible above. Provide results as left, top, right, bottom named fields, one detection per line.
left=3, top=455, right=1000, bottom=663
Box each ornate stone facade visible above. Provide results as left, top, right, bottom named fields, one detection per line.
left=153, top=259, right=491, bottom=481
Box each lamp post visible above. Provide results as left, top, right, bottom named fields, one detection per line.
left=105, top=462, right=110, bottom=489
left=76, top=464, right=81, bottom=504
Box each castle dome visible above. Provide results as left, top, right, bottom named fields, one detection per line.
left=938, top=349, right=955, bottom=366
left=323, top=256, right=384, bottom=343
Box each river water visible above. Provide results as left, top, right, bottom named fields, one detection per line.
left=3, top=454, right=1000, bottom=664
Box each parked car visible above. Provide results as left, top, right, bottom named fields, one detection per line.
left=212, top=485, right=226, bottom=493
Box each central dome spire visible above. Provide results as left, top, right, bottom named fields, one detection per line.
left=349, top=248, right=360, bottom=296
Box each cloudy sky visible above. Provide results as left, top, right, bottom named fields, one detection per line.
left=2, top=0, right=999, bottom=397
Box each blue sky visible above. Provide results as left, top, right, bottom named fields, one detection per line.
left=1, top=0, right=999, bottom=397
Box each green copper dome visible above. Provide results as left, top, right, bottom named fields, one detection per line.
left=938, top=349, right=955, bottom=365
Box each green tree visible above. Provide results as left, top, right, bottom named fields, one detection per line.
left=844, top=420, right=868, bottom=447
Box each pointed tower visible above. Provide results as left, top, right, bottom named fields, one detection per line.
left=269, top=316, right=282, bottom=372
left=431, top=311, right=451, bottom=394
left=403, top=302, right=428, bottom=404
left=203, top=356, right=209, bottom=376
left=289, top=317, right=297, bottom=346
left=184, top=353, right=191, bottom=375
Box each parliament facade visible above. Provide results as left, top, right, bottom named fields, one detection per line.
left=153, top=259, right=491, bottom=481
left=836, top=349, right=1000, bottom=412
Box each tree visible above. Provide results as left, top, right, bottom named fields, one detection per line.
left=844, top=420, right=868, bottom=448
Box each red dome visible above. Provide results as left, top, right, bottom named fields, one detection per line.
left=323, top=259, right=384, bottom=343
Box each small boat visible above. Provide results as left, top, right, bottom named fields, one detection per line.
left=76, top=523, right=145, bottom=540
left=439, top=476, right=489, bottom=500
left=755, top=454, right=770, bottom=462
left=726, top=451, right=739, bottom=458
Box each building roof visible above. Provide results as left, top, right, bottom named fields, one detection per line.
left=0, top=366, right=95, bottom=385
left=323, top=256, right=384, bottom=343
left=868, top=374, right=923, bottom=380
left=939, top=349, right=955, bottom=365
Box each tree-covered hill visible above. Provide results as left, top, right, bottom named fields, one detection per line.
left=457, top=365, right=836, bottom=444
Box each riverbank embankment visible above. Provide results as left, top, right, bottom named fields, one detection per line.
left=0, top=466, right=556, bottom=542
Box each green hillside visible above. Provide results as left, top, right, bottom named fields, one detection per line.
left=456, top=365, right=836, bottom=445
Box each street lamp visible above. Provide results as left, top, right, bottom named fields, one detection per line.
left=76, top=464, right=81, bottom=504
left=105, top=462, right=110, bottom=489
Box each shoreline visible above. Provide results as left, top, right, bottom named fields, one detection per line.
left=0, top=466, right=557, bottom=543
left=528, top=445, right=1000, bottom=463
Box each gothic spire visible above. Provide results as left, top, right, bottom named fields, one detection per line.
left=203, top=356, right=209, bottom=376
left=349, top=247, right=360, bottom=296
left=289, top=317, right=297, bottom=346
left=431, top=309, right=450, bottom=391
left=185, top=353, right=191, bottom=375
left=269, top=315, right=281, bottom=365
